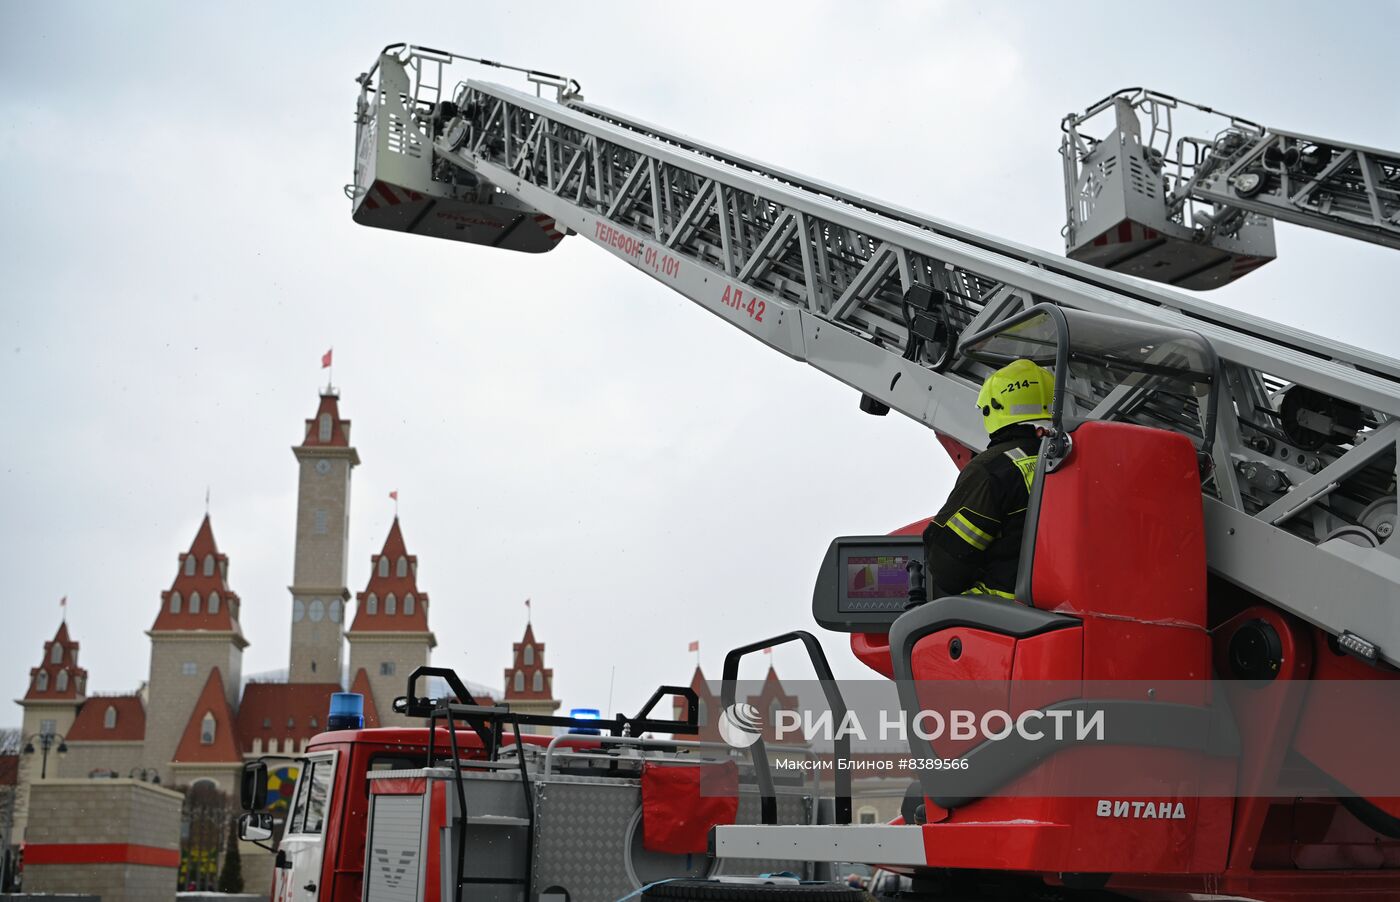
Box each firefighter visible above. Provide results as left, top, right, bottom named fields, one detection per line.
left=922, top=359, right=1055, bottom=601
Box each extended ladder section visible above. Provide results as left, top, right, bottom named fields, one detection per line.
left=351, top=47, right=1400, bottom=667
left=1063, top=88, right=1400, bottom=290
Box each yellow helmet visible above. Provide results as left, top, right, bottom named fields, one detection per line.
left=976, top=359, right=1056, bottom=435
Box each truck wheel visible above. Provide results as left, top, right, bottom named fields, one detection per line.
left=641, top=879, right=866, bottom=902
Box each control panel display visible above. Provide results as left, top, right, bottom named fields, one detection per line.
left=813, top=535, right=925, bottom=632
left=843, top=554, right=911, bottom=608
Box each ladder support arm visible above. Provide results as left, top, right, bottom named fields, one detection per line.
left=352, top=53, right=1400, bottom=666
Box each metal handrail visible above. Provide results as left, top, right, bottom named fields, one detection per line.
left=540, top=733, right=818, bottom=776
left=722, top=631, right=853, bottom=825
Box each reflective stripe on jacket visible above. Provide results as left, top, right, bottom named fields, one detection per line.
left=922, top=424, right=1040, bottom=600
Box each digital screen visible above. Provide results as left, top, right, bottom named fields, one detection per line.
left=814, top=536, right=924, bottom=630
left=838, top=550, right=913, bottom=612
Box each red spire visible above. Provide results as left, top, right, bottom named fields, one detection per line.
left=150, top=516, right=245, bottom=643
left=24, top=621, right=87, bottom=701
left=675, top=665, right=721, bottom=742
left=301, top=391, right=352, bottom=448
left=172, top=668, right=242, bottom=764
left=349, top=668, right=382, bottom=729
left=504, top=622, right=553, bottom=700
left=349, top=518, right=433, bottom=638
left=750, top=666, right=799, bottom=744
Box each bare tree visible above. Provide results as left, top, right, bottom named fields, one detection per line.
left=0, top=731, right=19, bottom=892
left=179, top=782, right=236, bottom=892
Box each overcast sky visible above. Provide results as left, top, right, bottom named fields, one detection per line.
left=2, top=1, right=1397, bottom=726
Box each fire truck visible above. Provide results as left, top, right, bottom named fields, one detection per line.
left=240, top=670, right=846, bottom=901
left=241, top=47, right=1400, bottom=901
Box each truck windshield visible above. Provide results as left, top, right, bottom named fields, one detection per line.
left=960, top=305, right=1219, bottom=455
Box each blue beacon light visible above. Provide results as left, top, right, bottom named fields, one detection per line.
left=569, top=707, right=601, bottom=735
left=328, top=692, right=365, bottom=731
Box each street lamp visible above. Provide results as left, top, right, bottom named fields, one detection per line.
left=21, top=731, right=68, bottom=780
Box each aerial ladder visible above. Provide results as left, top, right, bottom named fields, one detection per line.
left=1062, top=88, right=1400, bottom=290
left=348, top=45, right=1400, bottom=899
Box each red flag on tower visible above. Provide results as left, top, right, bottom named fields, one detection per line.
left=762, top=647, right=772, bottom=655
left=321, top=348, right=333, bottom=368
left=687, top=640, right=700, bottom=653
left=389, top=491, right=398, bottom=501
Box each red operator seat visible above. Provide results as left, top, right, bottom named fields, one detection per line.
left=888, top=421, right=1238, bottom=877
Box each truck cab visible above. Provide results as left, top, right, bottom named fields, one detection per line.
left=245, top=727, right=491, bottom=902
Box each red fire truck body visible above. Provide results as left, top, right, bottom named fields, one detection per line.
left=264, top=728, right=599, bottom=902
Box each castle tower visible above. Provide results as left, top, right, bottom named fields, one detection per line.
left=675, top=665, right=720, bottom=743
left=288, top=389, right=360, bottom=684
left=346, top=518, right=436, bottom=727
left=12, top=621, right=87, bottom=841
left=144, top=516, right=248, bottom=782
left=671, top=664, right=796, bottom=743
left=503, top=623, right=560, bottom=735
left=750, top=664, right=800, bottom=744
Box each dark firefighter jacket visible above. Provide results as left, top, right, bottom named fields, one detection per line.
left=922, top=424, right=1041, bottom=600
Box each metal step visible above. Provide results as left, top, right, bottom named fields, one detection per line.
left=466, top=814, right=530, bottom=826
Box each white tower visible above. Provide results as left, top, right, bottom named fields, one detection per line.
left=288, top=389, right=359, bottom=684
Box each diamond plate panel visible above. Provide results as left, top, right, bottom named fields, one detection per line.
left=532, top=777, right=642, bottom=900
left=528, top=775, right=818, bottom=897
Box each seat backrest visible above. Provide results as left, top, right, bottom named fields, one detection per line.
left=1018, top=420, right=1207, bottom=628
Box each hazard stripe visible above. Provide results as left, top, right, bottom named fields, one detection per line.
left=533, top=213, right=565, bottom=241
left=371, top=183, right=426, bottom=205
left=374, top=182, right=403, bottom=206
left=1094, top=221, right=1156, bottom=247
